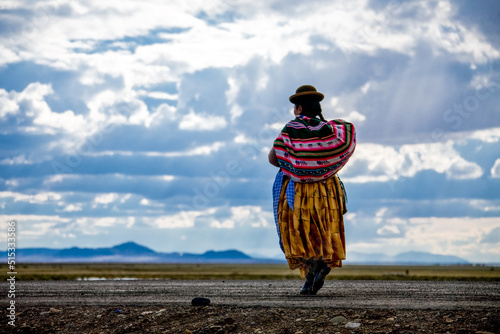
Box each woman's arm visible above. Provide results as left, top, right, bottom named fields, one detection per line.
left=268, top=148, right=280, bottom=167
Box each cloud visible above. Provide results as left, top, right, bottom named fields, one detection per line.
left=342, top=140, right=483, bottom=183
left=0, top=155, right=33, bottom=165
left=0, top=89, right=19, bottom=118
left=0, top=191, right=61, bottom=204
left=481, top=227, right=500, bottom=244
left=377, top=224, right=400, bottom=237
left=452, top=0, right=500, bottom=49
left=179, top=111, right=227, bottom=131
left=61, top=203, right=83, bottom=212
left=210, top=206, right=271, bottom=229
left=0, top=82, right=86, bottom=135
left=93, top=193, right=120, bottom=205
left=144, top=211, right=200, bottom=229
left=0, top=215, right=66, bottom=240
left=491, top=159, right=500, bottom=178
left=469, top=127, right=500, bottom=143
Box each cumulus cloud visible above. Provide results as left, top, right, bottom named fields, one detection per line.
left=0, top=191, right=62, bottom=204
left=179, top=111, right=227, bottom=131
left=491, top=159, right=500, bottom=178
left=93, top=193, right=119, bottom=205
left=342, top=140, right=483, bottom=182
left=0, top=83, right=86, bottom=136
left=61, top=204, right=83, bottom=212
left=210, top=206, right=271, bottom=229
left=0, top=215, right=67, bottom=241
left=481, top=227, right=500, bottom=244
left=377, top=225, right=400, bottom=237
left=0, top=89, right=19, bottom=118
left=143, top=209, right=215, bottom=229
left=0, top=155, right=33, bottom=165
left=469, top=127, right=500, bottom=143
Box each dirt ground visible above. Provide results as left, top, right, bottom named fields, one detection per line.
left=7, top=305, right=499, bottom=334
left=2, top=280, right=499, bottom=333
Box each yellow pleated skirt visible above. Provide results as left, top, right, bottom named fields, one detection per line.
left=277, top=175, right=346, bottom=278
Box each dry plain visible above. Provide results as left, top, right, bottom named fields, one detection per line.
left=1, top=264, right=499, bottom=333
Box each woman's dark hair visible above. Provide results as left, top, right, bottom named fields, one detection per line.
left=295, top=98, right=326, bottom=121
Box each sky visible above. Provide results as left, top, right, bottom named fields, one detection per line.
left=1, top=0, right=499, bottom=263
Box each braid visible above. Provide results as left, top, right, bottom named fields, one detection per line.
left=297, top=98, right=325, bottom=121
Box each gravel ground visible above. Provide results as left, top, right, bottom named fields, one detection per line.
left=2, top=280, right=499, bottom=333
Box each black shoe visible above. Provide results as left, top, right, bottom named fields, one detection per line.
left=312, top=265, right=331, bottom=294
left=300, top=271, right=316, bottom=295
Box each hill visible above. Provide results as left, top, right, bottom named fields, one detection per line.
left=346, top=251, right=469, bottom=265
left=14, top=242, right=274, bottom=263
left=12, top=242, right=471, bottom=264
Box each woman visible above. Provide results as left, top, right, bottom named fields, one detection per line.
left=269, top=85, right=356, bottom=295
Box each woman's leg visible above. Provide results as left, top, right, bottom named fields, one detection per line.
left=300, top=257, right=326, bottom=295
left=312, top=260, right=331, bottom=294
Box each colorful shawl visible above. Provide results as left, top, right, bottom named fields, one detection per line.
left=273, top=115, right=356, bottom=182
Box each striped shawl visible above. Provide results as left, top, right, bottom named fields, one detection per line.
left=273, top=115, right=356, bottom=182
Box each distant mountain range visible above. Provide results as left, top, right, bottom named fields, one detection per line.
left=14, top=242, right=280, bottom=264
left=345, top=251, right=469, bottom=265
left=12, top=242, right=471, bottom=264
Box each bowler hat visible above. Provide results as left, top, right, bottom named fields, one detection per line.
left=289, top=85, right=324, bottom=104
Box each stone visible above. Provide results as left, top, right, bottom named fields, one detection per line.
left=345, top=322, right=361, bottom=330
left=330, top=316, right=348, bottom=324
left=50, top=307, right=62, bottom=313
left=20, top=325, right=34, bottom=330
left=155, top=309, right=166, bottom=315
left=226, top=324, right=238, bottom=331
left=192, top=297, right=211, bottom=306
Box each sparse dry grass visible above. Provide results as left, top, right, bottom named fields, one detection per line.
left=3, top=263, right=499, bottom=281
